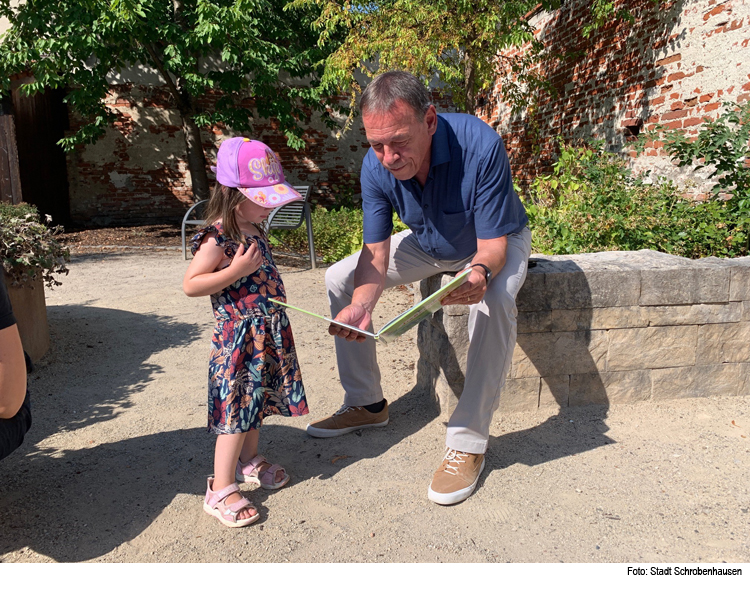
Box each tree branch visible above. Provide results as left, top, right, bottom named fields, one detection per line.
left=140, top=41, right=189, bottom=113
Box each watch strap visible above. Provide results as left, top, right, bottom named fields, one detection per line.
left=470, top=263, right=492, bottom=284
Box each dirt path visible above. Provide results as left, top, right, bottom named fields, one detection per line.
left=1, top=251, right=749, bottom=563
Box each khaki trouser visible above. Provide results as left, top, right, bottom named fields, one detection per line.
left=325, top=226, right=532, bottom=454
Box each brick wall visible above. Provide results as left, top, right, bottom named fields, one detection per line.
left=65, top=83, right=371, bottom=225
left=65, top=0, right=749, bottom=225
left=479, top=0, right=750, bottom=191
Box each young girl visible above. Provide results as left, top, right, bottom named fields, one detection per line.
left=183, top=137, right=309, bottom=528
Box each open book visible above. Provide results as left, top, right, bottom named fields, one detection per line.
left=269, top=268, right=471, bottom=344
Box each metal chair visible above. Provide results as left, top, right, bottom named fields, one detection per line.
left=181, top=199, right=209, bottom=259
left=181, top=185, right=316, bottom=269
left=265, top=186, right=316, bottom=269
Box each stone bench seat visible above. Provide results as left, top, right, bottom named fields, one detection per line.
left=414, top=250, right=750, bottom=415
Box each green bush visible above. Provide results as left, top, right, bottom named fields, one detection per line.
left=645, top=100, right=750, bottom=255
left=523, top=142, right=747, bottom=258
left=271, top=205, right=408, bottom=264
left=0, top=202, right=70, bottom=287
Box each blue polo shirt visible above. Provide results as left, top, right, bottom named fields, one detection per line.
left=361, top=113, right=528, bottom=260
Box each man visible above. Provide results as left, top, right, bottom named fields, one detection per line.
left=306, top=71, right=531, bottom=505
left=0, top=268, right=32, bottom=462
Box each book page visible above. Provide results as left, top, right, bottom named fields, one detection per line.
left=270, top=267, right=470, bottom=344
left=376, top=268, right=471, bottom=344
left=268, top=299, right=377, bottom=339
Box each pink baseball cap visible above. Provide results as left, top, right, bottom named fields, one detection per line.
left=212, top=137, right=303, bottom=208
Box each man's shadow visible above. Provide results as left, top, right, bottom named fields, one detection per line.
left=0, top=260, right=610, bottom=560
left=416, top=258, right=613, bottom=475
left=489, top=258, right=613, bottom=471
left=293, top=257, right=615, bottom=488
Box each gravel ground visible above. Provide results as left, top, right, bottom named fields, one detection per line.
left=1, top=248, right=749, bottom=569
left=59, top=223, right=185, bottom=248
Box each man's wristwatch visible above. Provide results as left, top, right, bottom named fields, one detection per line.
left=470, top=263, right=492, bottom=285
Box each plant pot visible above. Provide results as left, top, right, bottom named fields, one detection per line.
left=7, top=277, right=50, bottom=362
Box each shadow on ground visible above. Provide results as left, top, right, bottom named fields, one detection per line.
left=0, top=262, right=615, bottom=560
left=0, top=304, right=205, bottom=561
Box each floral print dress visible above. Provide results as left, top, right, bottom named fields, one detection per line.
left=190, top=223, right=308, bottom=434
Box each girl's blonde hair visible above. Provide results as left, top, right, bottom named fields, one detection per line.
left=203, top=184, right=266, bottom=243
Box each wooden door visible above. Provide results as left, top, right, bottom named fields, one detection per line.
left=11, top=86, right=71, bottom=225
left=0, top=97, right=23, bottom=204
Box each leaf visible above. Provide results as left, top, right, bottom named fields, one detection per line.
left=330, top=455, right=350, bottom=464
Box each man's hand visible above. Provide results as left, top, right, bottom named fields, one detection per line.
left=441, top=267, right=487, bottom=306
left=329, top=303, right=372, bottom=342
left=230, top=242, right=262, bottom=279
left=441, top=235, right=507, bottom=306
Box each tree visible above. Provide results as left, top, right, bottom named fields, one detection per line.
left=295, top=0, right=652, bottom=117
left=0, top=0, right=340, bottom=201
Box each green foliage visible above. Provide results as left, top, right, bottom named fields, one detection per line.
left=0, top=0, right=339, bottom=153
left=581, top=0, right=635, bottom=37
left=644, top=100, right=750, bottom=254
left=294, top=0, right=557, bottom=116
left=270, top=205, right=362, bottom=263
left=0, top=202, right=70, bottom=288
left=524, top=142, right=748, bottom=259
left=271, top=206, right=407, bottom=263
left=292, top=0, right=665, bottom=122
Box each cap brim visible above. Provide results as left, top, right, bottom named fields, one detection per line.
left=238, top=182, right=303, bottom=208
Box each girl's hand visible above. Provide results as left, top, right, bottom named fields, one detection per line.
left=229, top=242, right=262, bottom=279
left=183, top=233, right=262, bottom=297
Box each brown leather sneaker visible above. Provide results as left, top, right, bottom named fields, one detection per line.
left=428, top=448, right=486, bottom=505
left=306, top=401, right=389, bottom=438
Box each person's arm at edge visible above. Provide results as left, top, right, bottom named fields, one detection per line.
left=0, top=323, right=27, bottom=419
left=328, top=236, right=391, bottom=342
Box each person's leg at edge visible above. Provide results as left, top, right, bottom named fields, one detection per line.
left=429, top=228, right=532, bottom=503
left=213, top=432, right=257, bottom=519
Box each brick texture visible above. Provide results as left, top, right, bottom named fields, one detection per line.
left=63, top=0, right=750, bottom=224
left=477, top=0, right=750, bottom=193
left=64, top=83, right=455, bottom=225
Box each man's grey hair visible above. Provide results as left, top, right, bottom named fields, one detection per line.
left=360, top=71, right=432, bottom=119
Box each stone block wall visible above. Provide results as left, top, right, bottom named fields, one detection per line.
left=415, top=250, right=750, bottom=416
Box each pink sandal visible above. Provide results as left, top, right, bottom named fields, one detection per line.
left=203, top=477, right=260, bottom=528
left=236, top=455, right=290, bottom=490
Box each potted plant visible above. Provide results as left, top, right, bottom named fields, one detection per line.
left=0, top=201, right=70, bottom=361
